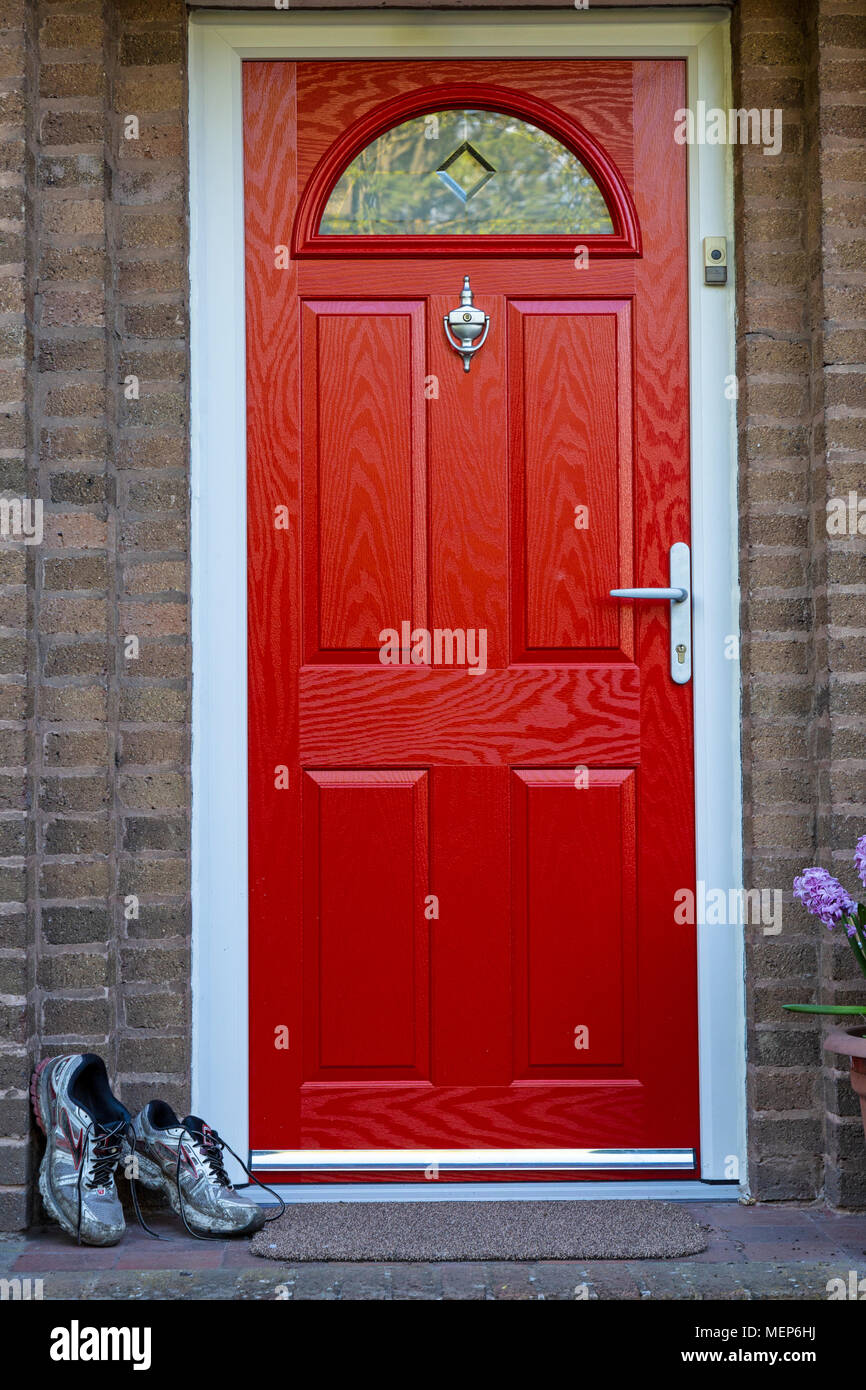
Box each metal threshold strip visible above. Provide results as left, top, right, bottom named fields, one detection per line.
left=251, top=1148, right=696, bottom=1173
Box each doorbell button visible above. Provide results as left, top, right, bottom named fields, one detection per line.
left=703, top=236, right=727, bottom=285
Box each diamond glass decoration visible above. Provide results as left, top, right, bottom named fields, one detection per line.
left=319, top=108, right=615, bottom=235
left=435, top=141, right=496, bottom=204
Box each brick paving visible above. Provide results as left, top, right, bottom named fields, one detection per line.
left=1, top=1202, right=864, bottom=1300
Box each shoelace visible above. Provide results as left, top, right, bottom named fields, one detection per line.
left=173, top=1125, right=286, bottom=1241
left=75, top=1120, right=160, bottom=1245
left=87, top=1126, right=125, bottom=1189
left=124, top=1125, right=161, bottom=1241
left=197, top=1128, right=231, bottom=1188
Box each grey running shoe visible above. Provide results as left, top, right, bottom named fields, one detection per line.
left=31, top=1053, right=130, bottom=1247
left=131, top=1101, right=266, bottom=1237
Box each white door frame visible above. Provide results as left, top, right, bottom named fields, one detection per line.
left=189, top=7, right=745, bottom=1190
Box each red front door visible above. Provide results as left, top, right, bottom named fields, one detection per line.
left=245, top=59, right=699, bottom=1178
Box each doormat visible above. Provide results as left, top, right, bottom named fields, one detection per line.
left=250, top=1200, right=707, bottom=1262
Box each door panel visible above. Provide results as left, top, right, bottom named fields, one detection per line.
left=508, top=300, right=632, bottom=659
left=303, top=770, right=429, bottom=1077
left=244, top=57, right=699, bottom=1177
left=301, top=301, right=427, bottom=659
left=512, top=768, right=637, bottom=1077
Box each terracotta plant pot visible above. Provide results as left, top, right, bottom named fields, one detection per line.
left=825, top=1025, right=866, bottom=1143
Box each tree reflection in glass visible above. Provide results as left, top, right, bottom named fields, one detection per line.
left=319, top=109, right=614, bottom=236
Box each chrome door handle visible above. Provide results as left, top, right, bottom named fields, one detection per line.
left=609, top=542, right=692, bottom=685
left=609, top=586, right=687, bottom=602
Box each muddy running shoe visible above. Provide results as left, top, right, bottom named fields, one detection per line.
left=31, top=1053, right=130, bottom=1246
left=131, top=1101, right=267, bottom=1237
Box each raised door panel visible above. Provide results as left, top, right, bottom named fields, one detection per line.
left=301, top=301, right=427, bottom=661
left=303, top=769, right=430, bottom=1079
left=512, top=768, right=637, bottom=1079
left=508, top=300, right=633, bottom=662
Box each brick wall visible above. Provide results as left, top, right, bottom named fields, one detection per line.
left=808, top=0, right=866, bottom=1209
left=735, top=0, right=866, bottom=1206
left=0, top=0, right=32, bottom=1227
left=0, top=0, right=864, bottom=1228
left=0, top=0, right=189, bottom=1231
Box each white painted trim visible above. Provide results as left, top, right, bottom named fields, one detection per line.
left=189, top=21, right=249, bottom=1184
left=251, top=1148, right=696, bottom=1172
left=189, top=8, right=744, bottom=1190
left=685, top=18, right=746, bottom=1193
left=251, top=1180, right=740, bottom=1205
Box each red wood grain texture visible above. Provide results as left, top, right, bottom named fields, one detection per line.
left=293, top=61, right=634, bottom=210
left=244, top=64, right=304, bottom=1148
left=297, top=1079, right=646, bottom=1150
left=297, top=666, right=640, bottom=765
left=244, top=59, right=698, bottom=1176
left=290, top=77, right=641, bottom=259
left=628, top=59, right=698, bottom=1152
left=298, top=260, right=637, bottom=297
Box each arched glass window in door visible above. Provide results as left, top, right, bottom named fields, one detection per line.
left=318, top=108, right=615, bottom=236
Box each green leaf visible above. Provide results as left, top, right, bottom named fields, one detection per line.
left=783, top=1004, right=866, bottom=1015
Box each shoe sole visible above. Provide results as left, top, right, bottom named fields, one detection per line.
left=29, top=1055, right=51, bottom=1136
left=133, top=1150, right=264, bottom=1236
left=30, top=1057, right=124, bottom=1248
left=31, top=1059, right=80, bottom=1242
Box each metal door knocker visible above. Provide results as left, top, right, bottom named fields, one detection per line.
left=443, top=275, right=490, bottom=373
